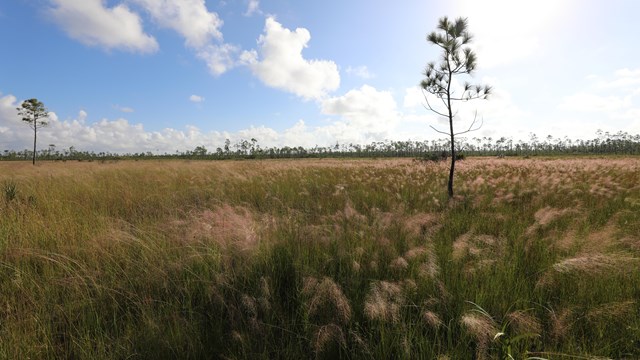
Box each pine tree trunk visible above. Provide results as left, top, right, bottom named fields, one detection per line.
left=448, top=131, right=455, bottom=198
left=447, top=65, right=455, bottom=199
left=32, top=124, right=37, bottom=165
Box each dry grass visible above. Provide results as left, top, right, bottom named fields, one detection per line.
left=167, top=205, right=261, bottom=250
left=460, top=312, right=498, bottom=360
left=404, top=212, right=441, bottom=237
left=506, top=310, right=542, bottom=335
left=525, top=207, right=578, bottom=235
left=586, top=300, right=636, bottom=321
left=552, top=253, right=639, bottom=275
left=363, top=281, right=405, bottom=323
left=303, top=277, right=352, bottom=326
left=1, top=157, right=639, bottom=359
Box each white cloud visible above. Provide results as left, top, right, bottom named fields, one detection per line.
left=615, top=68, right=640, bottom=78
left=129, top=0, right=223, bottom=48
left=114, top=105, right=135, bottom=113
left=321, top=85, right=399, bottom=142
left=2, top=88, right=400, bottom=152
left=241, top=17, right=340, bottom=100
left=14, top=76, right=632, bottom=155
left=1, top=93, right=319, bottom=152
left=559, top=93, right=632, bottom=113
left=49, top=0, right=240, bottom=75
left=346, top=65, right=374, bottom=79
left=594, top=68, right=640, bottom=90
left=0, top=94, right=18, bottom=121
left=128, top=0, right=239, bottom=75
left=197, top=43, right=241, bottom=76
left=560, top=68, right=640, bottom=113
left=556, top=68, right=640, bottom=136
left=244, top=0, right=261, bottom=17
left=189, top=94, right=204, bottom=103
left=49, top=0, right=158, bottom=53
left=403, top=86, right=425, bottom=109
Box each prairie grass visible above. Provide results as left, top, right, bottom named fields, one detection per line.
left=0, top=157, right=639, bottom=359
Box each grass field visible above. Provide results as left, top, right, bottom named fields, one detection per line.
left=1, top=157, right=639, bottom=359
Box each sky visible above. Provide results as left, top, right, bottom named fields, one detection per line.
left=1, top=0, right=640, bottom=153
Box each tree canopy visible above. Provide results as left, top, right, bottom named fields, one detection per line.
left=17, top=98, right=49, bottom=165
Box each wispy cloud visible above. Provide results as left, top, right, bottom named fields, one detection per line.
left=114, top=105, right=135, bottom=113
left=189, top=95, right=204, bottom=103
left=346, top=65, right=374, bottom=79
left=244, top=0, right=261, bottom=16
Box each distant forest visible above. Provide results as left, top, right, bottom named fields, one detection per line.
left=2, top=130, right=640, bottom=161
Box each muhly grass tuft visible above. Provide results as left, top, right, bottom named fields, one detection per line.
left=460, top=312, right=499, bottom=360
left=1, top=157, right=639, bottom=358
left=363, top=281, right=405, bottom=323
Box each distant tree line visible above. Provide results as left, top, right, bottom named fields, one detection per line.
left=2, top=130, right=640, bottom=162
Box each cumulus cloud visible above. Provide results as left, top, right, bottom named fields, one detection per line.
left=321, top=85, right=400, bottom=142
left=49, top=0, right=158, bottom=53
left=197, top=43, right=241, bottom=76
left=1, top=92, right=320, bottom=152
left=129, top=0, right=223, bottom=48
left=189, top=94, right=204, bottom=103
left=130, top=0, right=239, bottom=75
left=49, top=0, right=241, bottom=75
left=403, top=86, right=425, bottom=109
left=2, top=87, right=402, bottom=153
left=3, top=81, right=568, bottom=154
left=241, top=17, right=340, bottom=100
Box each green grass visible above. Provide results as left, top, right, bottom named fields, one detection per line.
left=0, top=158, right=639, bottom=359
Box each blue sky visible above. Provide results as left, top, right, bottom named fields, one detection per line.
left=1, top=0, right=639, bottom=153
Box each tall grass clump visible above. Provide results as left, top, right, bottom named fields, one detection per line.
left=0, top=157, right=639, bottom=358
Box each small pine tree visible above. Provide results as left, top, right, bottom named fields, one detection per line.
left=17, top=98, right=49, bottom=165
left=421, top=17, right=491, bottom=198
